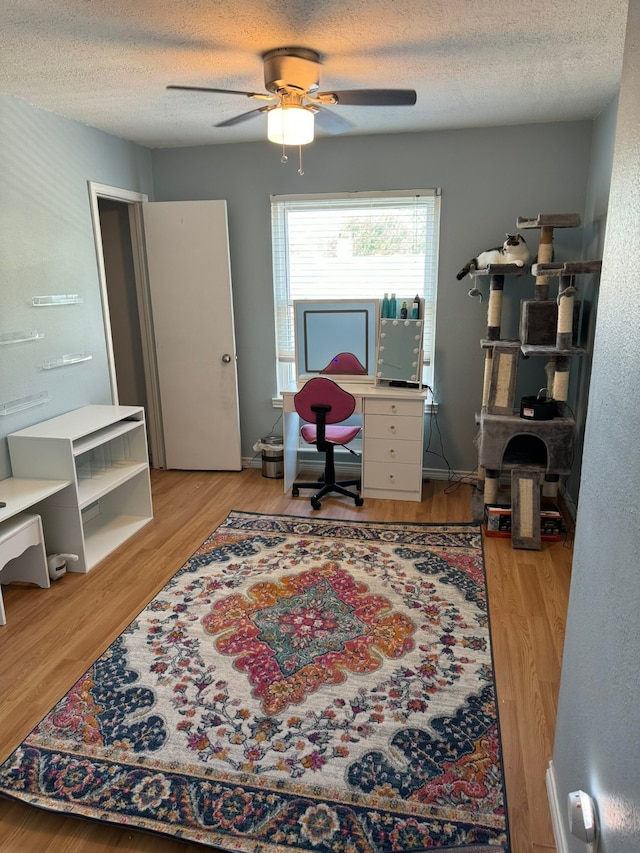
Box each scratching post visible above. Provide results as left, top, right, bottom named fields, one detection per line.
left=482, top=349, right=493, bottom=407
left=487, top=274, right=504, bottom=340
left=545, top=359, right=556, bottom=398
left=511, top=467, right=543, bottom=550
left=556, top=274, right=576, bottom=349
left=543, top=473, right=560, bottom=499
left=534, top=226, right=554, bottom=300
left=484, top=469, right=500, bottom=505
left=553, top=356, right=571, bottom=402
left=487, top=344, right=519, bottom=414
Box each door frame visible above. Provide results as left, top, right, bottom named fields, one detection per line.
left=87, top=181, right=165, bottom=468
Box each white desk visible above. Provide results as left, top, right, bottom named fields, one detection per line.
left=282, top=381, right=428, bottom=502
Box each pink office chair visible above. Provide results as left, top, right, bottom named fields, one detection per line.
left=291, top=377, right=364, bottom=510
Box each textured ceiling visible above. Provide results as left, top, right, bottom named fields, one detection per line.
left=0, top=0, right=629, bottom=148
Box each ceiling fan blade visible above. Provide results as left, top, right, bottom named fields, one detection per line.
left=318, top=89, right=417, bottom=107
left=313, top=107, right=353, bottom=135
left=167, top=85, right=274, bottom=101
left=214, top=106, right=271, bottom=128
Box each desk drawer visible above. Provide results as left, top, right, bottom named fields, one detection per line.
left=366, top=398, right=423, bottom=418
left=364, top=461, right=422, bottom=493
left=365, top=414, right=423, bottom=442
left=364, top=437, right=420, bottom=465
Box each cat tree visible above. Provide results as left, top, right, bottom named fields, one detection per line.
left=469, top=213, right=601, bottom=549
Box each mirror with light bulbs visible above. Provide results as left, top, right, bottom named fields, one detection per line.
left=375, top=299, right=425, bottom=388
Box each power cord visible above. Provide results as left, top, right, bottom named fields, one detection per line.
left=423, top=387, right=477, bottom=493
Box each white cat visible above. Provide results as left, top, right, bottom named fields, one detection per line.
left=456, top=233, right=530, bottom=280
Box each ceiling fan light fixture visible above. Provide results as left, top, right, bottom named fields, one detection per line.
left=267, top=105, right=314, bottom=146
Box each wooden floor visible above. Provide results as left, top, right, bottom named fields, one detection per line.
left=0, top=468, right=572, bottom=853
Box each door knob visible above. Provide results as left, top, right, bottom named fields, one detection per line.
left=222, top=354, right=232, bottom=363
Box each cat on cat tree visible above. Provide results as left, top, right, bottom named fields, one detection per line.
left=456, top=233, right=531, bottom=280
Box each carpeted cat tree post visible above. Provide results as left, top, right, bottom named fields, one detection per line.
left=517, top=214, right=582, bottom=491
left=474, top=263, right=527, bottom=507
left=469, top=214, right=601, bottom=549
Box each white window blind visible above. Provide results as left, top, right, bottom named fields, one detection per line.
left=271, top=189, right=441, bottom=393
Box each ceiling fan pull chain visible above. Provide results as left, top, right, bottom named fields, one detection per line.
left=298, top=145, right=304, bottom=176
left=281, top=140, right=288, bottom=164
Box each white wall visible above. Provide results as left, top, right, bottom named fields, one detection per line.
left=551, top=3, right=640, bottom=850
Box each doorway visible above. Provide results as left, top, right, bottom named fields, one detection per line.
left=97, top=198, right=148, bottom=412
left=88, top=182, right=165, bottom=469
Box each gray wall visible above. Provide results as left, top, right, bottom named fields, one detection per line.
left=564, top=95, right=618, bottom=507
left=0, top=94, right=153, bottom=478
left=1, top=92, right=595, bottom=483
left=552, top=2, right=640, bottom=850
left=150, top=122, right=591, bottom=473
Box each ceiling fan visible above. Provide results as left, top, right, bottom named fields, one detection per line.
left=167, top=46, right=417, bottom=148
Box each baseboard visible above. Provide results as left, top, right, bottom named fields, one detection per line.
left=559, top=483, right=577, bottom=523
left=546, top=760, right=569, bottom=853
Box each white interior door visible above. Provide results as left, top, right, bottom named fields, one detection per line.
left=142, top=199, right=242, bottom=471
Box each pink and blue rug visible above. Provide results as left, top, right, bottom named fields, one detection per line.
left=0, top=511, right=508, bottom=851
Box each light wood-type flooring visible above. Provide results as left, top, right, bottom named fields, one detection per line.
left=0, top=468, right=572, bottom=852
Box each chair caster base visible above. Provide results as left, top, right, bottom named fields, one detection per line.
left=291, top=486, right=299, bottom=497
left=311, top=498, right=322, bottom=510
left=355, top=497, right=364, bottom=507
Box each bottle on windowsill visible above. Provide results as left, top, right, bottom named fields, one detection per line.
left=381, top=293, right=390, bottom=319
left=411, top=294, right=420, bottom=319
left=389, top=293, right=397, bottom=319
left=400, top=301, right=408, bottom=319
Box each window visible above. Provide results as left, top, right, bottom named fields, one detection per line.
left=271, top=189, right=441, bottom=394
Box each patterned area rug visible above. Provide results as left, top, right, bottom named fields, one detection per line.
left=0, top=512, right=509, bottom=852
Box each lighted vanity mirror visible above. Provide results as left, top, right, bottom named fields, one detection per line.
left=376, top=316, right=424, bottom=387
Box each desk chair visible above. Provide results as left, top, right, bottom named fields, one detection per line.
left=291, top=377, right=364, bottom=510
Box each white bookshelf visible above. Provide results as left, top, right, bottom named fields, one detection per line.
left=8, top=405, right=153, bottom=573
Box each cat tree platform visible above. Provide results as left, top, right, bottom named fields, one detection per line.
left=516, top=213, right=582, bottom=229
left=531, top=260, right=603, bottom=276
left=468, top=263, right=529, bottom=278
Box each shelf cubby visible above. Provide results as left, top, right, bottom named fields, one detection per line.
left=8, top=405, right=153, bottom=572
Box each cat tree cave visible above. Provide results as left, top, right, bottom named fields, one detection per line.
left=469, top=213, right=601, bottom=549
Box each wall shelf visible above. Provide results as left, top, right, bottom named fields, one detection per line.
left=0, top=392, right=49, bottom=416
left=42, top=352, right=92, bottom=370
left=0, top=331, right=43, bottom=345
left=32, top=294, right=83, bottom=307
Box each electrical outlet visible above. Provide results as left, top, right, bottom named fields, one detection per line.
left=568, top=789, right=598, bottom=847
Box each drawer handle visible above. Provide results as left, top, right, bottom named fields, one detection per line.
left=390, top=404, right=397, bottom=412
left=389, top=424, right=396, bottom=432
left=389, top=448, right=396, bottom=456
left=388, top=474, right=395, bottom=481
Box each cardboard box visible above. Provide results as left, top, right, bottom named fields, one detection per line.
left=484, top=503, right=563, bottom=540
